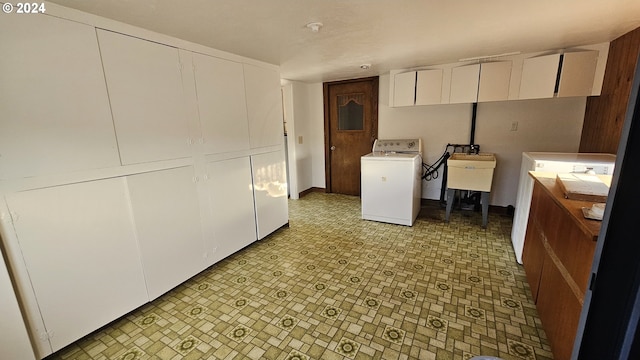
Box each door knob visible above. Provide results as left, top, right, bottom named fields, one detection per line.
left=330, top=146, right=336, bottom=151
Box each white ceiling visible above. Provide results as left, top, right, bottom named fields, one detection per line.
left=49, top=0, right=640, bottom=83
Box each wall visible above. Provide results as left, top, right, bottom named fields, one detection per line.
left=580, top=27, right=640, bottom=153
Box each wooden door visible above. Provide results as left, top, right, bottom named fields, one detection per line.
left=324, top=77, right=378, bottom=196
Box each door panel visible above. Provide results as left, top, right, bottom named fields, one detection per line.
left=324, top=77, right=378, bottom=196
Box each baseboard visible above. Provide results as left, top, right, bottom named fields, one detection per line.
left=420, top=198, right=514, bottom=217
left=299, top=187, right=326, bottom=198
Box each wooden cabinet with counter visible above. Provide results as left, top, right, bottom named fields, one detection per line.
left=522, top=172, right=605, bottom=360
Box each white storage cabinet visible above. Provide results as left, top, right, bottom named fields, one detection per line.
left=244, top=64, right=285, bottom=149
left=251, top=151, right=289, bottom=239
left=449, top=64, right=480, bottom=104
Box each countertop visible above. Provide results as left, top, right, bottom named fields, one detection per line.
left=529, top=171, right=610, bottom=241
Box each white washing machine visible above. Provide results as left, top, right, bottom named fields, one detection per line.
left=361, top=139, right=422, bottom=226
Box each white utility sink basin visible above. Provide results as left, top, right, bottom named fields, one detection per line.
left=447, top=153, right=496, bottom=192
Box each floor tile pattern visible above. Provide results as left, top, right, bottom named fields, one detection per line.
left=48, top=193, right=552, bottom=359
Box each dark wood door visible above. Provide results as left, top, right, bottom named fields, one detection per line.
left=323, top=77, right=378, bottom=196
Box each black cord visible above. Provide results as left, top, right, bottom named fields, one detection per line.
left=422, top=143, right=479, bottom=181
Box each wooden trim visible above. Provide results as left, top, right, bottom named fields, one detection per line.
left=323, top=77, right=379, bottom=194
left=299, top=187, right=326, bottom=198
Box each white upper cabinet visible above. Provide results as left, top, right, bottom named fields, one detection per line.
left=126, top=166, right=206, bottom=300
left=519, top=54, right=562, bottom=100
left=193, top=54, right=250, bottom=154
left=478, top=61, right=512, bottom=102
left=243, top=64, right=284, bottom=149
left=0, top=13, right=119, bottom=179
left=205, top=157, right=257, bottom=264
left=5, top=178, right=148, bottom=353
left=557, top=51, right=599, bottom=97
left=449, top=64, right=481, bottom=104
left=393, top=71, right=417, bottom=107
left=97, top=30, right=191, bottom=165
left=416, top=69, right=444, bottom=105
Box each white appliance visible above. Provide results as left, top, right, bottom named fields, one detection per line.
left=511, top=152, right=616, bottom=264
left=361, top=139, right=422, bottom=226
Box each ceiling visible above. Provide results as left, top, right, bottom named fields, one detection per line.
left=49, top=0, right=640, bottom=83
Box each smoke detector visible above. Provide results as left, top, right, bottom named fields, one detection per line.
left=360, top=64, right=371, bottom=70
left=306, top=22, right=323, bottom=33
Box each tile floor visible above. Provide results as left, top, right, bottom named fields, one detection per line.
left=49, top=193, right=553, bottom=360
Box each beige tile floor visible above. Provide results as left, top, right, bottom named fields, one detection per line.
left=49, top=193, right=553, bottom=360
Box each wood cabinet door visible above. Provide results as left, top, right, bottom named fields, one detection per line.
left=0, top=13, right=119, bottom=179
left=126, top=166, right=206, bottom=300
left=6, top=178, right=148, bottom=353
left=244, top=64, right=284, bottom=149
left=97, top=29, right=192, bottom=165
left=193, top=53, right=250, bottom=154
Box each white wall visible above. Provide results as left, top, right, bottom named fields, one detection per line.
left=288, top=74, right=586, bottom=207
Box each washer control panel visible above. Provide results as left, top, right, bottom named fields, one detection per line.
left=372, top=139, right=422, bottom=154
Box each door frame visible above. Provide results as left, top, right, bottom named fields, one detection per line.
left=323, top=76, right=379, bottom=193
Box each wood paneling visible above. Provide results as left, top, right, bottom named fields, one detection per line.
left=580, top=27, right=640, bottom=153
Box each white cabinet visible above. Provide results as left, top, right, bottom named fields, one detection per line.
left=557, top=51, right=599, bottom=97
left=205, top=157, right=257, bottom=264
left=416, top=69, right=444, bottom=105
left=244, top=64, right=284, bottom=149
left=0, top=254, right=35, bottom=360
left=393, top=71, right=417, bottom=107
left=251, top=151, right=289, bottom=239
left=126, top=167, right=206, bottom=300
left=5, top=178, right=148, bottom=353
left=97, top=29, right=192, bottom=165
left=519, top=51, right=599, bottom=100
left=0, top=13, right=119, bottom=179
left=478, top=61, right=512, bottom=102
left=449, top=64, right=480, bottom=104
left=519, top=54, right=562, bottom=100
left=193, top=54, right=250, bottom=154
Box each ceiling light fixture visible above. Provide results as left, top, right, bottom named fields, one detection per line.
left=459, top=51, right=521, bottom=62
left=306, top=22, right=323, bottom=33
left=360, top=64, right=371, bottom=70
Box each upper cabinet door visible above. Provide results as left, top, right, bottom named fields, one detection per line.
left=193, top=54, right=250, bottom=154
left=519, top=54, right=561, bottom=100
left=557, top=51, right=599, bottom=97
left=243, top=64, right=284, bottom=149
left=478, top=61, right=512, bottom=102
left=449, top=64, right=480, bottom=104
left=415, top=69, right=444, bottom=106
left=0, top=13, right=119, bottom=179
left=393, top=71, right=417, bottom=107
left=97, top=30, right=191, bottom=165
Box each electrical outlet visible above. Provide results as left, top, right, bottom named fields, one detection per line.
left=510, top=121, right=518, bottom=131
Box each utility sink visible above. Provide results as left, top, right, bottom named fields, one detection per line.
left=447, top=153, right=496, bottom=192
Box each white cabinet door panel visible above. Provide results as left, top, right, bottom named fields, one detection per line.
left=5, top=178, right=147, bottom=352
left=519, top=54, right=561, bottom=100
left=193, top=54, right=250, bottom=154
left=206, top=157, right=257, bottom=263
left=557, top=51, right=599, bottom=97
left=251, top=151, right=289, bottom=239
left=0, top=13, right=119, bottom=179
left=450, top=64, right=480, bottom=103
left=416, top=69, right=443, bottom=105
left=127, top=167, right=206, bottom=300
left=244, top=64, right=284, bottom=149
left=393, top=71, right=417, bottom=107
left=97, top=30, right=191, bottom=165
left=0, top=255, right=35, bottom=360
left=478, top=61, right=512, bottom=102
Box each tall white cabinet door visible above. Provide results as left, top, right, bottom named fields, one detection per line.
left=126, top=167, right=206, bottom=300
left=0, top=13, right=119, bottom=179
left=416, top=69, right=444, bottom=105
left=519, top=54, right=561, bottom=100
left=244, top=64, right=284, bottom=149
left=206, top=157, right=257, bottom=264
left=5, top=178, right=148, bottom=353
left=557, top=51, right=599, bottom=97
left=478, top=61, right=512, bottom=102
left=0, top=255, right=35, bottom=360
left=193, top=54, right=250, bottom=154
left=97, top=30, right=191, bottom=165
left=251, top=151, right=289, bottom=239
left=393, top=71, right=417, bottom=107
left=449, top=64, right=480, bottom=103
